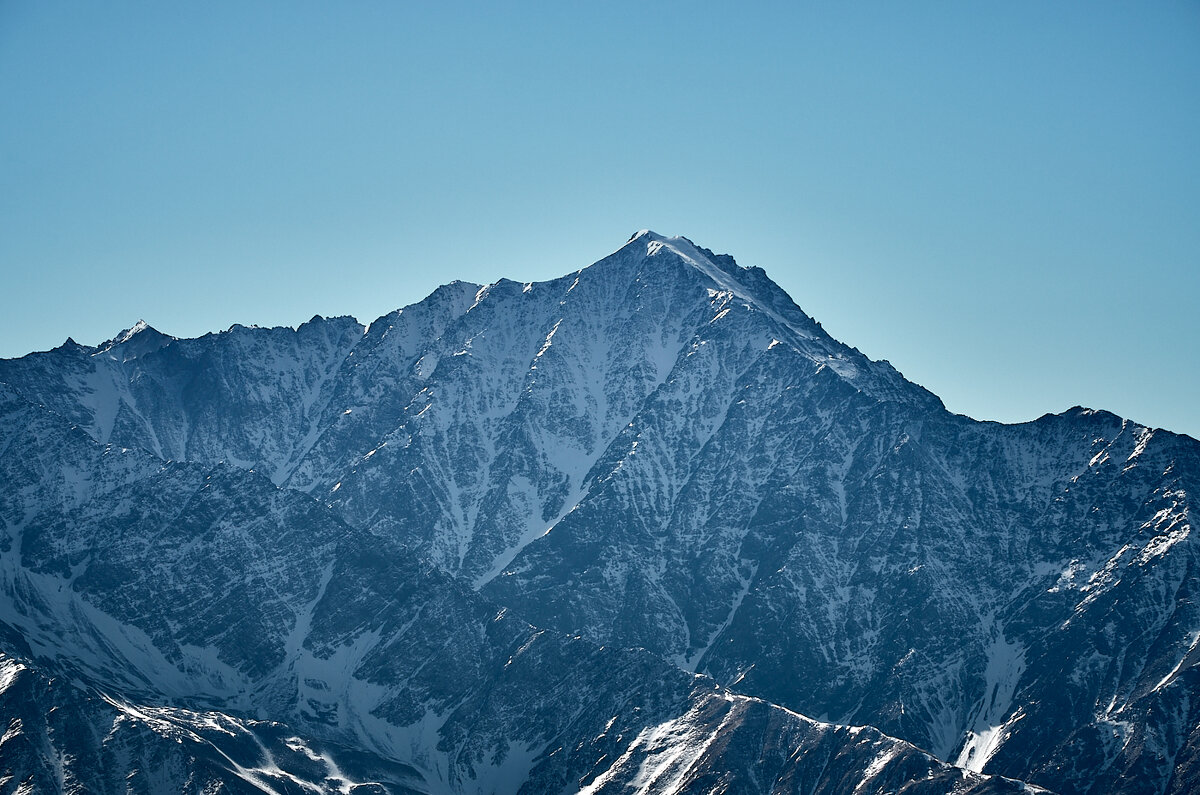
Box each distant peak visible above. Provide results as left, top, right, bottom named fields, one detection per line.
left=119, top=319, right=152, bottom=342
left=619, top=231, right=742, bottom=281
left=102, top=319, right=158, bottom=346
left=94, top=319, right=173, bottom=361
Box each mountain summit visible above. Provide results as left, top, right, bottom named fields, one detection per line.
left=1, top=233, right=1197, bottom=794
left=93, top=318, right=175, bottom=361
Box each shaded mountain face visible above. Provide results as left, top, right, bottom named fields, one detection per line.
left=0, top=386, right=1026, bottom=795
left=0, top=231, right=1196, bottom=794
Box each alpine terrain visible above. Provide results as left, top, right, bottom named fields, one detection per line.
left=1, top=231, right=1196, bottom=794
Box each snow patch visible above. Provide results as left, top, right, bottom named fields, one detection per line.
left=955, top=627, right=1025, bottom=773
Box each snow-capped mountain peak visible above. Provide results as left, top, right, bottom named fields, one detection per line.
left=93, top=318, right=174, bottom=361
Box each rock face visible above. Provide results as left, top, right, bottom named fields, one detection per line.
left=0, top=231, right=1196, bottom=793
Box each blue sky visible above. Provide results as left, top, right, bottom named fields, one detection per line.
left=2, top=2, right=1197, bottom=439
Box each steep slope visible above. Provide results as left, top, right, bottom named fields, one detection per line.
left=0, top=315, right=367, bottom=477
left=0, top=233, right=930, bottom=584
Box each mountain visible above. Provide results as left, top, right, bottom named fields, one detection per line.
left=0, top=383, right=1028, bottom=795
left=1, top=231, right=1196, bottom=793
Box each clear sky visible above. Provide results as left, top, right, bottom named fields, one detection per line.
left=2, top=2, right=1197, bottom=439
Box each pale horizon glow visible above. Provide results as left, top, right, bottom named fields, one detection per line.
left=1, top=2, right=1197, bottom=439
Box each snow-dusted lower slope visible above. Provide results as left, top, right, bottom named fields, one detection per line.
left=2, top=231, right=1197, bottom=793
left=0, top=642, right=428, bottom=795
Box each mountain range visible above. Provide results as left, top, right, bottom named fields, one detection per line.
left=1, top=231, right=1196, bottom=794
